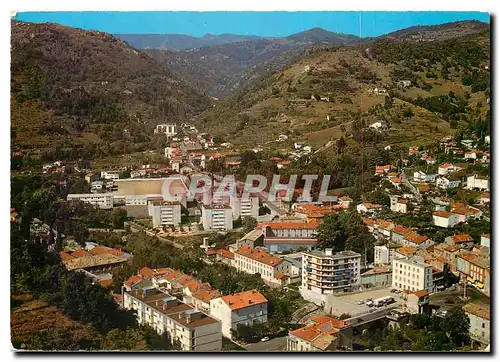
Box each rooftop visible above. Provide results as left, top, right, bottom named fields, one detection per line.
left=303, top=249, right=361, bottom=259
left=235, top=246, right=282, bottom=267
left=220, top=290, right=268, bottom=310
left=463, top=302, right=490, bottom=320
left=63, top=254, right=127, bottom=271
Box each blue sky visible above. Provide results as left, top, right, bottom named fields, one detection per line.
left=14, top=11, right=489, bottom=38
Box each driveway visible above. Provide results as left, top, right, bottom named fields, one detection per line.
left=244, top=337, right=288, bottom=352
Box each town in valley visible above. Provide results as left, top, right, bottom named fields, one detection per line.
left=10, top=11, right=491, bottom=352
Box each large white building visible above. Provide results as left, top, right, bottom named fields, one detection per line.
left=154, top=123, right=178, bottom=137
left=233, top=246, right=290, bottom=286
left=201, top=204, right=233, bottom=231
left=463, top=302, right=490, bottom=345
left=209, top=290, right=268, bottom=339
left=229, top=197, right=259, bottom=220
left=374, top=244, right=401, bottom=265
left=148, top=201, right=182, bottom=228
left=123, top=287, right=222, bottom=351
left=300, top=249, right=361, bottom=303
left=67, top=193, right=114, bottom=209
left=466, top=175, right=489, bottom=191
left=392, top=257, right=433, bottom=292
left=101, top=170, right=121, bottom=180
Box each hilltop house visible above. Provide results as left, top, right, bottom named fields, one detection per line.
left=466, top=175, right=489, bottom=191
left=436, top=176, right=461, bottom=189
left=369, top=120, right=388, bottom=132
left=413, top=171, right=436, bottom=183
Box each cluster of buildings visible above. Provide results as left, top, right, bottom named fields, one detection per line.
left=121, top=266, right=269, bottom=350
left=59, top=242, right=132, bottom=287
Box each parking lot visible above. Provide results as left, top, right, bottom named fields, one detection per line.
left=324, top=287, right=402, bottom=317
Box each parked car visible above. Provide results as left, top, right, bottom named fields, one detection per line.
left=357, top=300, right=365, bottom=305
left=260, top=337, right=270, bottom=342
left=390, top=289, right=397, bottom=293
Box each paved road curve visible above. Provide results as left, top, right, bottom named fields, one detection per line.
left=244, top=336, right=288, bottom=352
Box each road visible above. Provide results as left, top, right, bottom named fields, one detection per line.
left=244, top=336, right=288, bottom=352
left=345, top=305, right=397, bottom=327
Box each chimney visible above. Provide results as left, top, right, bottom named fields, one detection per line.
left=325, top=248, right=333, bottom=256
left=186, top=313, right=191, bottom=324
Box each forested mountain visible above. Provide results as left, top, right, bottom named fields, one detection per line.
left=11, top=21, right=210, bottom=157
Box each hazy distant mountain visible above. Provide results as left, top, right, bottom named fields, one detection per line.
left=114, top=33, right=266, bottom=51
left=285, top=27, right=359, bottom=44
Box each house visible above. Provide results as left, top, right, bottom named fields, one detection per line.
left=390, top=196, right=408, bottom=214
left=390, top=177, right=402, bottom=188
left=392, top=257, right=433, bottom=292
left=445, top=234, right=474, bottom=249
left=436, top=176, right=460, bottom=189
left=463, top=302, right=490, bottom=345
left=278, top=134, right=289, bottom=141
left=404, top=232, right=433, bottom=249
left=356, top=203, right=383, bottom=214
left=154, top=123, right=178, bottom=137
left=455, top=251, right=489, bottom=292
left=402, top=290, right=430, bottom=314
left=422, top=157, right=436, bottom=165
left=209, top=290, right=268, bottom=339
left=287, top=316, right=353, bottom=352
left=375, top=164, right=396, bottom=176
left=438, top=163, right=461, bottom=175
left=466, top=175, right=489, bottom=191
left=432, top=211, right=459, bottom=228
left=369, top=120, right=388, bottom=132
left=484, top=135, right=490, bottom=145
left=233, top=247, right=290, bottom=286
left=360, top=266, right=392, bottom=289
left=413, top=171, right=436, bottom=183
left=464, top=151, right=477, bottom=160
left=393, top=245, right=418, bottom=260
left=191, top=289, right=221, bottom=314
left=215, top=249, right=235, bottom=266
left=123, top=288, right=221, bottom=351
left=480, top=234, right=490, bottom=253
left=85, top=172, right=99, bottom=183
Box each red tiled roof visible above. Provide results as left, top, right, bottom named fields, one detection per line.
left=236, top=246, right=282, bottom=267
left=90, top=246, right=122, bottom=256
left=216, top=249, right=235, bottom=260
left=259, top=220, right=320, bottom=230
left=221, top=290, right=268, bottom=310
left=59, top=252, right=75, bottom=262
left=71, top=249, right=92, bottom=258
left=433, top=211, right=451, bottom=218
left=452, top=234, right=473, bottom=243
left=139, top=266, right=154, bottom=279
left=124, top=275, right=143, bottom=287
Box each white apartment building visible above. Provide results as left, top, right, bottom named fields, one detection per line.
left=466, top=175, right=489, bottom=191
left=154, top=123, right=178, bottom=137
left=229, top=197, right=259, bottom=220
left=123, top=287, right=222, bottom=351
left=463, top=302, right=490, bottom=345
left=201, top=204, right=233, bottom=231
left=101, top=170, right=121, bottom=180
left=438, top=163, right=461, bottom=175
left=209, top=290, right=268, bottom=339
left=300, top=249, right=361, bottom=304
left=233, top=247, right=288, bottom=285
left=67, top=193, right=114, bottom=209
left=392, top=257, right=433, bottom=292
left=148, top=201, right=182, bottom=228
